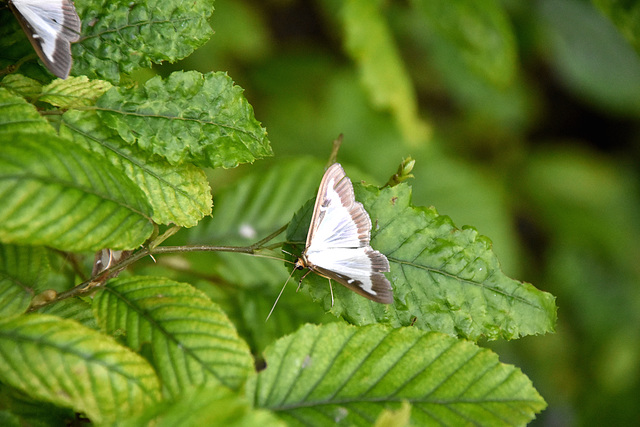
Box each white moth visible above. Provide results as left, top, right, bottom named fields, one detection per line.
left=8, top=0, right=81, bottom=79
left=268, top=163, right=393, bottom=319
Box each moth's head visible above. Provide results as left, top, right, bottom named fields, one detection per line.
left=294, top=257, right=306, bottom=270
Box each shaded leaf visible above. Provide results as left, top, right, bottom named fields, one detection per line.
left=288, top=182, right=556, bottom=341
left=40, top=76, right=112, bottom=108
left=97, top=71, right=271, bottom=168
left=593, top=0, right=640, bottom=55
left=119, top=386, right=285, bottom=427
left=92, top=276, right=254, bottom=397
left=0, top=88, right=51, bottom=134
left=341, top=0, right=431, bottom=146
left=0, top=244, right=47, bottom=318
left=254, top=323, right=546, bottom=426
left=73, top=0, right=215, bottom=82
left=0, top=132, right=154, bottom=251
left=412, top=0, right=517, bottom=88
left=61, top=110, right=211, bottom=227
left=0, top=314, right=161, bottom=424
left=538, top=0, right=640, bottom=115
left=0, top=384, right=75, bottom=427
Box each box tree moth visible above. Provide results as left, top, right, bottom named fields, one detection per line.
left=8, top=0, right=81, bottom=79
left=268, top=163, right=393, bottom=319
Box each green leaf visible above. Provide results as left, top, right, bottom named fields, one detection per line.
left=37, top=298, right=98, bottom=330
left=593, top=0, right=640, bottom=55
left=412, top=0, right=517, bottom=88
left=341, top=0, right=431, bottom=146
left=0, top=384, right=76, bottom=427
left=92, top=276, right=254, bottom=397
left=96, top=71, right=272, bottom=168
left=0, top=89, right=52, bottom=134
left=287, top=183, right=556, bottom=341
left=538, top=0, right=640, bottom=115
left=73, top=0, right=215, bottom=82
left=0, top=244, right=47, bottom=318
left=0, top=75, right=43, bottom=99
left=0, top=132, right=154, bottom=251
left=40, top=76, right=112, bottom=109
left=253, top=323, right=547, bottom=426
left=0, top=314, right=161, bottom=424
left=61, top=110, right=211, bottom=227
left=119, top=386, right=286, bottom=427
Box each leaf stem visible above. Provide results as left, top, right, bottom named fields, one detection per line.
left=28, top=224, right=291, bottom=311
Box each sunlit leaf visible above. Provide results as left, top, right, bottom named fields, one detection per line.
left=61, top=110, right=211, bottom=227
left=0, top=132, right=154, bottom=251
left=0, top=88, right=51, bottom=134
left=0, top=314, right=161, bottom=424
left=254, top=323, right=546, bottom=426
left=97, top=71, right=272, bottom=168
left=120, top=386, right=285, bottom=427
left=93, top=276, right=254, bottom=396
left=40, top=76, right=112, bottom=108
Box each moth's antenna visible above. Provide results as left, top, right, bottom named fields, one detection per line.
left=266, top=266, right=297, bottom=322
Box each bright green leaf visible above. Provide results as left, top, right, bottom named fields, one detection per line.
left=96, top=71, right=272, bottom=168
left=341, top=0, right=431, bottom=146
left=61, top=110, right=211, bottom=227
left=287, top=183, right=556, bottom=341
left=0, top=314, right=161, bottom=424
left=0, top=132, right=154, bottom=251
left=37, top=298, right=97, bottom=330
left=0, top=89, right=52, bottom=134
left=0, top=244, right=47, bottom=318
left=0, top=75, right=43, bottom=99
left=120, top=386, right=286, bottom=427
left=254, top=323, right=547, bottom=426
left=40, top=76, right=112, bottom=108
left=92, top=276, right=254, bottom=397
left=73, top=0, right=215, bottom=82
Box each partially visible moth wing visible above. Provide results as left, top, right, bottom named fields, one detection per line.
left=304, top=163, right=393, bottom=304
left=9, top=0, right=81, bottom=79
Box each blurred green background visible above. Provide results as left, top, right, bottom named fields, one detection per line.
left=156, top=0, right=640, bottom=425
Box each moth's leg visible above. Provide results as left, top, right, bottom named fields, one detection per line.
left=297, top=269, right=313, bottom=292
left=327, top=278, right=334, bottom=307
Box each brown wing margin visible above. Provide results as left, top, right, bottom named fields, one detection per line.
left=306, top=163, right=372, bottom=248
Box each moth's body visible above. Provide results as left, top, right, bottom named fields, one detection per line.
left=9, top=0, right=81, bottom=78
left=298, top=163, right=393, bottom=304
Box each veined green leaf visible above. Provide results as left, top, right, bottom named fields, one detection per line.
left=40, top=76, right=112, bottom=109
left=119, top=386, right=285, bottom=427
left=61, top=110, right=211, bottom=227
left=0, top=314, right=161, bottom=424
left=0, top=75, right=43, bottom=99
left=37, top=298, right=97, bottom=330
left=0, top=384, right=75, bottom=427
left=341, top=0, right=431, bottom=146
left=288, top=183, right=556, bottom=341
left=73, top=0, right=215, bottom=82
left=412, top=0, right=517, bottom=88
left=254, top=323, right=546, bottom=426
left=92, top=276, right=254, bottom=397
left=0, top=89, right=52, bottom=134
left=0, top=132, right=154, bottom=252
left=0, top=244, right=47, bottom=318
left=96, top=71, right=272, bottom=168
